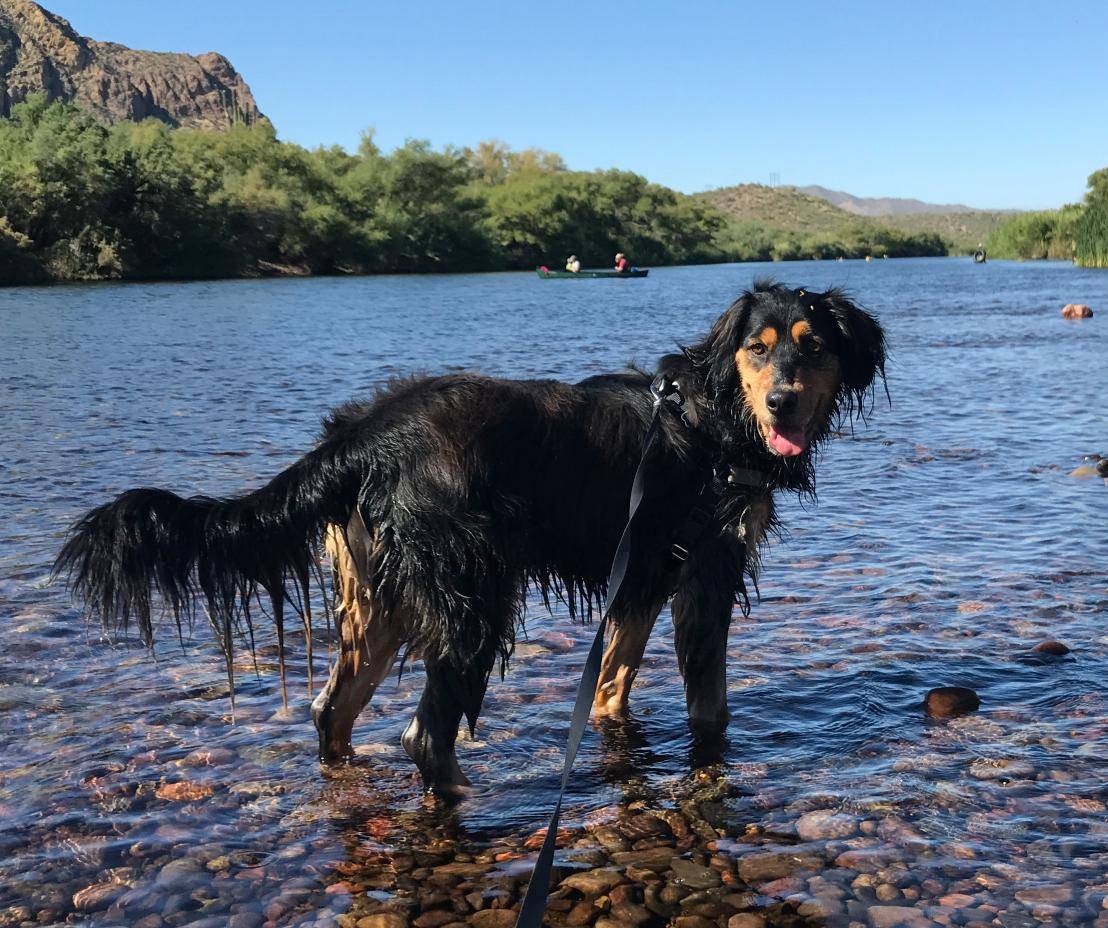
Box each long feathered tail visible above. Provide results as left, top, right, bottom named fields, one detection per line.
left=54, top=432, right=371, bottom=700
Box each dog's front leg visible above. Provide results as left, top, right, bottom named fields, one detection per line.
left=593, top=595, right=667, bottom=717
left=672, top=575, right=734, bottom=734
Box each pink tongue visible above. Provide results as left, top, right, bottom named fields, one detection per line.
left=768, top=425, right=807, bottom=457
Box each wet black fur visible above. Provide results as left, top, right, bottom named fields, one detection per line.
left=56, top=282, right=885, bottom=748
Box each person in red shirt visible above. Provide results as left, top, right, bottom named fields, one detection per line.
left=614, top=252, right=628, bottom=272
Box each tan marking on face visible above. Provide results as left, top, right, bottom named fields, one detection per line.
left=791, top=320, right=812, bottom=344
left=735, top=347, right=776, bottom=427
left=755, top=326, right=778, bottom=350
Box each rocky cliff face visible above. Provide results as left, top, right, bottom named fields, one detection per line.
left=0, top=0, right=263, bottom=129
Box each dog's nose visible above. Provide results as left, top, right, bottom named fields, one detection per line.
left=765, top=390, right=798, bottom=416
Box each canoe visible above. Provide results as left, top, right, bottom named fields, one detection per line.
left=536, top=267, right=649, bottom=279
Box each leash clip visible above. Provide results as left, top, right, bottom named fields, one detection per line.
left=650, top=375, right=691, bottom=427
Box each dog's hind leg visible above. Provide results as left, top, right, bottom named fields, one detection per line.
left=401, top=642, right=497, bottom=799
left=311, top=526, right=402, bottom=764
left=593, top=595, right=667, bottom=718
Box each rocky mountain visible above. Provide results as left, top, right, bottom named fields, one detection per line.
left=793, top=184, right=983, bottom=216
left=0, top=0, right=263, bottom=129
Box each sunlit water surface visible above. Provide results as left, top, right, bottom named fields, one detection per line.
left=1, top=258, right=1106, bottom=926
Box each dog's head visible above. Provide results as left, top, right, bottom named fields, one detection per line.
left=685, top=281, right=886, bottom=481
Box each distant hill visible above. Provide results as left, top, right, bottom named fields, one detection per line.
left=868, top=211, right=1011, bottom=252
left=0, top=0, right=263, bottom=129
left=793, top=184, right=984, bottom=216
left=698, top=184, right=863, bottom=235
left=697, top=183, right=1011, bottom=255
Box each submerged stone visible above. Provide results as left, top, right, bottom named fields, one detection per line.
left=924, top=686, right=980, bottom=718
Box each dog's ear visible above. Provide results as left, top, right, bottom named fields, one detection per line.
left=685, top=294, right=752, bottom=405
left=821, top=289, right=886, bottom=394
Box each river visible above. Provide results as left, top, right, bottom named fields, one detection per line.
left=1, top=258, right=1106, bottom=927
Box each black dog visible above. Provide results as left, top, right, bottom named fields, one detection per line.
left=57, top=282, right=885, bottom=796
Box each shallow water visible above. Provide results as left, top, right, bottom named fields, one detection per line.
left=1, top=258, right=1106, bottom=927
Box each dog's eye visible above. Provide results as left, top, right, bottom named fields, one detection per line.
left=806, top=338, right=823, bottom=356
left=748, top=342, right=766, bottom=356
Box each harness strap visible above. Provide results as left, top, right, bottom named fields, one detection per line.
left=514, top=376, right=767, bottom=928
left=513, top=409, right=664, bottom=928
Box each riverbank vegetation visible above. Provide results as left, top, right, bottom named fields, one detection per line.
left=2, top=96, right=950, bottom=285
left=986, top=168, right=1108, bottom=267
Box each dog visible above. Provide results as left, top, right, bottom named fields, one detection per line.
left=56, top=281, right=885, bottom=796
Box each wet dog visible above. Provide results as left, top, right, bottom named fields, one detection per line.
left=56, top=282, right=885, bottom=796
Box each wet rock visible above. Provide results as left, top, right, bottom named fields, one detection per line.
left=727, top=916, right=766, bottom=928
left=155, top=781, right=215, bottom=801
left=180, top=747, right=238, bottom=767
left=924, top=687, right=980, bottom=718
left=565, top=900, right=600, bottom=926
left=1014, top=885, right=1073, bottom=905
left=671, top=917, right=717, bottom=928
left=72, top=881, right=126, bottom=912
left=737, top=851, right=824, bottom=883
left=796, top=810, right=860, bottom=841
left=609, top=848, right=676, bottom=871
left=415, top=911, right=460, bottom=928
left=1032, top=640, right=1070, bottom=656
left=561, top=868, right=627, bottom=896
left=608, top=903, right=652, bottom=925
left=228, top=913, right=264, bottom=928
left=468, top=911, right=517, bottom=928
left=155, top=857, right=205, bottom=891
left=938, top=893, right=975, bottom=908
left=968, top=758, right=1035, bottom=780
left=619, top=814, right=671, bottom=841
left=867, top=905, right=933, bottom=927
left=1061, top=304, right=1093, bottom=319
left=874, top=883, right=901, bottom=902
left=668, top=859, right=721, bottom=890
left=835, top=847, right=902, bottom=871
left=133, top=916, right=165, bottom=928
left=357, top=915, right=410, bottom=928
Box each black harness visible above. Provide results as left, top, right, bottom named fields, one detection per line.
left=513, top=375, right=765, bottom=928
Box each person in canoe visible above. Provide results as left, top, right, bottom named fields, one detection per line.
left=565, top=255, right=581, bottom=273
left=614, top=252, right=629, bottom=272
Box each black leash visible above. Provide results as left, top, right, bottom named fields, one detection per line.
left=514, top=375, right=709, bottom=928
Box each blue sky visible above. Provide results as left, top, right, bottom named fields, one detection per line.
left=45, top=1, right=1108, bottom=209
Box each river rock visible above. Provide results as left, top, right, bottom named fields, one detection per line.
left=561, top=868, right=627, bottom=896
left=154, top=857, right=205, bottom=890
left=668, top=859, right=721, bottom=890
left=867, top=905, right=933, bottom=927
left=468, top=911, right=517, bottom=928
left=969, top=758, right=1035, bottom=780
left=1032, top=640, right=1070, bottom=656
left=72, top=881, right=126, bottom=912
left=155, top=780, right=214, bottom=801
left=1061, top=304, right=1093, bottom=318
left=924, top=686, right=980, bottom=718
left=358, top=914, right=410, bottom=928
left=727, top=916, right=765, bottom=928
left=737, top=851, right=824, bottom=883
left=796, top=809, right=860, bottom=841
left=1014, top=885, right=1073, bottom=905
